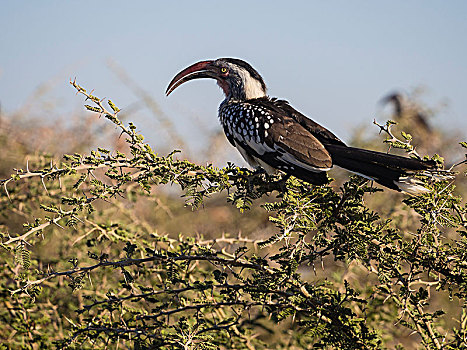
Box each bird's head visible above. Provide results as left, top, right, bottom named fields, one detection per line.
left=380, top=92, right=404, bottom=116
left=166, top=58, right=267, bottom=101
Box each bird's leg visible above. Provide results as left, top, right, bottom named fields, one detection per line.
left=245, top=167, right=267, bottom=192
left=273, top=172, right=291, bottom=192
left=244, top=167, right=288, bottom=193
left=251, top=167, right=267, bottom=177
left=261, top=171, right=290, bottom=193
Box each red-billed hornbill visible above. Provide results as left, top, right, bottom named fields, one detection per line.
left=166, top=58, right=437, bottom=195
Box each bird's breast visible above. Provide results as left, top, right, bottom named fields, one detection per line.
left=219, top=102, right=277, bottom=143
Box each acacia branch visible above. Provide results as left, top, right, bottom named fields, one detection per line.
left=4, top=209, right=75, bottom=246
left=373, top=119, right=422, bottom=158
left=10, top=254, right=273, bottom=295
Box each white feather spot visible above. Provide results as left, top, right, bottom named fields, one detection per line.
left=394, top=177, right=431, bottom=195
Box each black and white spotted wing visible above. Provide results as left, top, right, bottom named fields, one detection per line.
left=218, top=98, right=334, bottom=184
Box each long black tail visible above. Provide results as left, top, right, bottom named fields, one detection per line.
left=325, top=144, right=437, bottom=194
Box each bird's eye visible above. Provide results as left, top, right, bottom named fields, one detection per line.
left=221, top=67, right=228, bottom=74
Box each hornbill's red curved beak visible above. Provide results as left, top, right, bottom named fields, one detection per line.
left=166, top=60, right=217, bottom=96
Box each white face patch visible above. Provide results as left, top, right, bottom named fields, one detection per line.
left=234, top=66, right=267, bottom=99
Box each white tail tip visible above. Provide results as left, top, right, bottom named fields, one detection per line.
left=394, top=177, right=431, bottom=195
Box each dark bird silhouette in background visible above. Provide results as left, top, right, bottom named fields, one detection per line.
left=167, top=58, right=440, bottom=195
left=381, top=92, right=432, bottom=133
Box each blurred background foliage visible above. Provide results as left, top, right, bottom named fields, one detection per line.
left=0, top=78, right=465, bottom=349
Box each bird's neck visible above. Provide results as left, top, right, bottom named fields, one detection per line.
left=225, top=75, right=267, bottom=102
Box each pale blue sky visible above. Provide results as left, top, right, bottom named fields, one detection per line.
left=1, top=1, right=466, bottom=159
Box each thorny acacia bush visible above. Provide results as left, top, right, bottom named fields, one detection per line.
left=0, top=81, right=466, bottom=350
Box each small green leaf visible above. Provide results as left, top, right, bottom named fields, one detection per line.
left=84, top=105, right=103, bottom=113
left=108, top=99, right=120, bottom=113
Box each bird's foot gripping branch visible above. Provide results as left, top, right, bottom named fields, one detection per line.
left=0, top=81, right=465, bottom=349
